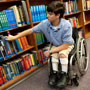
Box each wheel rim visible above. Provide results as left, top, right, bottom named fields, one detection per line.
left=77, top=37, right=89, bottom=75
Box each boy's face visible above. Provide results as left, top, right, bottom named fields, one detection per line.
left=47, top=12, right=60, bottom=22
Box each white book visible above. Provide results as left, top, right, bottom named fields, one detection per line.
left=10, top=5, right=22, bottom=27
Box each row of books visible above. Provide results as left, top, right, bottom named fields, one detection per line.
left=64, top=0, right=78, bottom=14
left=35, top=33, right=45, bottom=45
left=0, top=47, right=48, bottom=86
left=82, top=0, right=90, bottom=10
left=68, top=17, right=79, bottom=28
left=0, top=0, right=30, bottom=31
left=30, top=5, right=47, bottom=23
left=0, top=35, right=29, bottom=60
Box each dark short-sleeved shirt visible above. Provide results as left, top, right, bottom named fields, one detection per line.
left=32, top=18, right=74, bottom=46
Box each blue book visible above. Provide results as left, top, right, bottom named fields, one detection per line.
left=15, top=39, right=24, bottom=52
left=5, top=9, right=17, bottom=29
left=3, top=64, right=12, bottom=81
left=0, top=36, right=13, bottom=58
left=74, top=0, right=78, bottom=12
left=0, top=40, right=8, bottom=59
left=30, top=6, right=35, bottom=22
left=33, top=6, right=38, bottom=22
left=7, top=63, right=15, bottom=78
left=43, top=5, right=47, bottom=20
left=36, top=5, right=40, bottom=22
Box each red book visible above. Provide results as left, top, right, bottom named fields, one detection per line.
left=0, top=78, right=3, bottom=85
left=25, top=55, right=31, bottom=68
left=23, top=36, right=29, bottom=48
left=21, top=55, right=30, bottom=70
left=20, top=37, right=27, bottom=49
left=28, top=54, right=33, bottom=67
left=38, top=50, right=43, bottom=64
left=73, top=18, right=76, bottom=27
left=0, top=66, right=6, bottom=84
left=41, top=49, right=45, bottom=60
left=21, top=59, right=26, bottom=71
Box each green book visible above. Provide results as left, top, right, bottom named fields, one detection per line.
left=0, top=11, right=9, bottom=30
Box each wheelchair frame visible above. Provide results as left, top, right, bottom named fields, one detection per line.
left=48, top=28, right=89, bottom=87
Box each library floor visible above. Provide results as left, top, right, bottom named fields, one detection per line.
left=5, top=38, right=90, bottom=90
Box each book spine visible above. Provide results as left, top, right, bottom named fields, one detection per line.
left=10, top=5, right=22, bottom=27
left=20, top=59, right=26, bottom=72
left=15, top=39, right=23, bottom=52
left=21, top=0, right=30, bottom=24
left=8, top=31, right=17, bottom=54
left=5, top=9, right=17, bottom=29
left=21, top=56, right=30, bottom=70
left=20, top=37, right=27, bottom=49
left=18, top=38, right=24, bottom=49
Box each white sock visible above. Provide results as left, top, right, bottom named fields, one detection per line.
left=52, top=57, right=59, bottom=72
left=60, top=58, right=68, bottom=73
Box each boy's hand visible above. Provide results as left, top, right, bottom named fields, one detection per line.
left=44, top=50, right=50, bottom=58
left=6, top=35, right=16, bottom=41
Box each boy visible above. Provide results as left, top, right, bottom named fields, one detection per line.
left=6, top=1, right=74, bottom=88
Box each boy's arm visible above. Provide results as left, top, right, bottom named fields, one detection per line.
left=6, top=28, right=33, bottom=41
left=51, top=43, right=71, bottom=54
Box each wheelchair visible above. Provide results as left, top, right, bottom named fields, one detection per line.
left=48, top=27, right=89, bottom=87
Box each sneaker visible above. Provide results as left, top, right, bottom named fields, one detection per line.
left=56, top=72, right=67, bottom=88
left=48, top=73, right=57, bottom=86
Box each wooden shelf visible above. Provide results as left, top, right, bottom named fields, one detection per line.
left=37, top=42, right=45, bottom=46
left=0, top=0, right=20, bottom=3
left=64, top=11, right=81, bottom=17
left=33, top=21, right=41, bottom=25
left=84, top=21, right=90, bottom=25
left=0, top=60, right=47, bottom=90
left=4, top=46, right=35, bottom=61
left=0, top=24, right=30, bottom=33
left=85, top=32, right=90, bottom=38
left=84, top=9, right=90, bottom=12
left=77, top=25, right=83, bottom=29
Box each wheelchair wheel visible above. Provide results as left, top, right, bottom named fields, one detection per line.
left=76, top=37, right=89, bottom=75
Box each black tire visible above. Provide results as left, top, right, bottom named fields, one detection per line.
left=76, top=37, right=89, bottom=75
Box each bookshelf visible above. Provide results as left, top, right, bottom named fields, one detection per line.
left=0, top=0, right=90, bottom=89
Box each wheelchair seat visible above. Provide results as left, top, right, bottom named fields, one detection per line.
left=68, top=27, right=79, bottom=60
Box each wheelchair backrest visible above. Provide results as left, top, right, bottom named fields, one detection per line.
left=72, top=27, right=79, bottom=43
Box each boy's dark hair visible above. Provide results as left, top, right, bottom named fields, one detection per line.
left=47, top=1, right=65, bottom=18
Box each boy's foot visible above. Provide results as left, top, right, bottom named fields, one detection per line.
left=48, top=73, right=57, bottom=86
left=56, top=71, right=67, bottom=88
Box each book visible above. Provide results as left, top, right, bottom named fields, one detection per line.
left=16, top=59, right=23, bottom=74
left=7, top=31, right=18, bottom=54
left=20, top=37, right=28, bottom=49
left=18, top=38, right=24, bottom=49
left=0, top=35, right=12, bottom=56
left=0, top=10, right=9, bottom=31
left=10, top=5, right=22, bottom=27
left=21, top=0, right=30, bottom=24
left=15, top=39, right=24, bottom=52
left=13, top=61, right=19, bottom=75
left=0, top=66, right=7, bottom=84
left=17, top=5, right=25, bottom=24
left=3, top=64, right=12, bottom=81
left=20, top=58, right=26, bottom=72
left=0, top=40, right=7, bottom=59
left=21, top=55, right=30, bottom=70
left=23, top=36, right=29, bottom=48
left=5, top=9, right=17, bottom=29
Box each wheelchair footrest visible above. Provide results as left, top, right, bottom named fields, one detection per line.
left=71, top=74, right=79, bottom=86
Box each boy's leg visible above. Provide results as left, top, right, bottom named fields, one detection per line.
left=48, top=45, right=74, bottom=86
left=56, top=45, right=74, bottom=87
left=48, top=56, right=59, bottom=86
left=56, top=54, right=68, bottom=87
